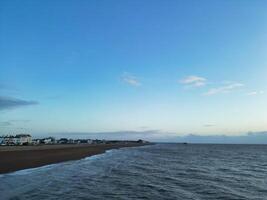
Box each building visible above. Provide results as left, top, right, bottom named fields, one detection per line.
left=87, top=139, right=93, bottom=144
left=58, top=138, right=68, bottom=144
left=15, top=134, right=32, bottom=145
left=0, top=134, right=32, bottom=145
left=43, top=137, right=56, bottom=144
left=32, top=139, right=41, bottom=145
left=2, top=135, right=16, bottom=145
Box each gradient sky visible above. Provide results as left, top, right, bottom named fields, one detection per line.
left=1, top=0, right=267, bottom=139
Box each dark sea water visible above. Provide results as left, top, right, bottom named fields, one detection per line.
left=1, top=144, right=267, bottom=200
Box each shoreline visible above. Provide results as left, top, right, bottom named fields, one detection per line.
left=0, top=143, right=149, bottom=174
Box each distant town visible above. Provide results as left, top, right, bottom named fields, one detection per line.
left=0, top=134, right=148, bottom=146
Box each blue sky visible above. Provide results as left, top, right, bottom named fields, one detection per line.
left=1, top=0, right=267, bottom=140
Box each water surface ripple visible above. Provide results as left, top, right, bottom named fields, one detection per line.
left=1, top=144, right=267, bottom=200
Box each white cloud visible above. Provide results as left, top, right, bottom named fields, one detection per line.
left=122, top=73, right=141, bottom=87
left=204, top=83, right=244, bottom=96
left=246, top=91, right=264, bottom=96
left=180, top=75, right=207, bottom=87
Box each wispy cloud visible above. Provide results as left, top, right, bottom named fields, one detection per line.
left=122, top=73, right=141, bottom=87
left=0, top=83, right=18, bottom=92
left=180, top=75, right=207, bottom=87
left=0, top=96, right=38, bottom=110
left=50, top=130, right=267, bottom=144
left=204, top=124, right=215, bottom=127
left=0, top=119, right=30, bottom=127
left=0, top=121, right=12, bottom=126
left=246, top=90, right=264, bottom=96
left=203, top=82, right=244, bottom=96
left=52, top=130, right=162, bottom=140
left=169, top=131, right=267, bottom=144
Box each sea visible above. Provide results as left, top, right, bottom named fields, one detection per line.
left=1, top=143, right=267, bottom=200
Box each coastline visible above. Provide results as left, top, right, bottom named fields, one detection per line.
left=0, top=143, right=148, bottom=174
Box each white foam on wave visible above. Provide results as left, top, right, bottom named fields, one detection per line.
left=2, top=162, right=60, bottom=177
left=0, top=148, right=124, bottom=178
left=1, top=159, right=82, bottom=177
left=83, top=149, right=117, bottom=161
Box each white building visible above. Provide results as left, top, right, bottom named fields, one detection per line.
left=87, top=139, right=93, bottom=144
left=2, top=136, right=16, bottom=145
left=15, top=134, right=32, bottom=145
left=43, top=137, right=55, bottom=144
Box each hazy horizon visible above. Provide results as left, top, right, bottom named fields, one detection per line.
left=1, top=0, right=267, bottom=142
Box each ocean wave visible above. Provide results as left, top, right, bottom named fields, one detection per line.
left=2, top=162, right=60, bottom=177
left=1, top=144, right=267, bottom=200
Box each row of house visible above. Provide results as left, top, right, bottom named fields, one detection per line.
left=54, top=138, right=104, bottom=144
left=0, top=134, right=148, bottom=146
left=0, top=134, right=32, bottom=145
left=0, top=135, right=106, bottom=146
left=32, top=138, right=94, bottom=145
left=31, top=137, right=56, bottom=145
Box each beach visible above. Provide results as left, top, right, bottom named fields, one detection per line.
left=0, top=143, right=146, bottom=174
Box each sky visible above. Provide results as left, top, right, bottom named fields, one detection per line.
left=1, top=0, right=267, bottom=141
